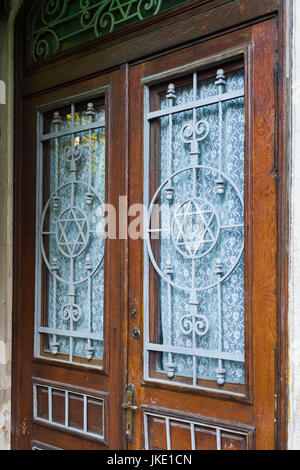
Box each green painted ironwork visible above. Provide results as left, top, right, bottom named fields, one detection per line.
left=27, top=0, right=193, bottom=64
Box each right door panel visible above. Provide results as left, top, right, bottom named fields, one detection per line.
left=128, top=18, right=278, bottom=450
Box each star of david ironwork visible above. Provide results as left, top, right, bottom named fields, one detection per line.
left=56, top=207, right=90, bottom=257
left=172, top=199, right=219, bottom=259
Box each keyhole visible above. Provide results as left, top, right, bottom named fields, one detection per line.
left=132, top=327, right=140, bottom=339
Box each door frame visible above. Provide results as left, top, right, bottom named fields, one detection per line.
left=12, top=0, right=290, bottom=449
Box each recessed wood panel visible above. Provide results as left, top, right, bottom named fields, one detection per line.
left=52, top=389, right=65, bottom=425
left=147, top=415, right=168, bottom=450
left=221, top=432, right=246, bottom=450
left=194, top=426, right=217, bottom=450
left=69, top=393, right=84, bottom=431
left=31, top=440, right=62, bottom=450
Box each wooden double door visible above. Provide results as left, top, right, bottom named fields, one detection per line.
left=13, top=13, right=284, bottom=450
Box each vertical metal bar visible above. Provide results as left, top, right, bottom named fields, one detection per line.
left=65, top=390, right=69, bottom=427
left=71, top=103, right=75, bottom=127
left=217, top=281, right=223, bottom=373
left=191, top=262, right=197, bottom=387
left=69, top=258, right=74, bottom=363
left=218, top=79, right=223, bottom=172
left=88, top=127, right=92, bottom=195
left=52, top=112, right=62, bottom=205
left=33, top=384, right=38, bottom=419
left=166, top=417, right=171, bottom=450
left=167, top=281, right=172, bottom=349
left=166, top=281, right=174, bottom=377
left=67, top=102, right=76, bottom=364
left=165, top=83, right=176, bottom=200
left=87, top=271, right=92, bottom=353
left=52, top=260, right=58, bottom=354
left=215, top=69, right=226, bottom=194
left=192, top=317, right=197, bottom=387
left=191, top=75, right=199, bottom=387
left=144, top=85, right=151, bottom=382
left=218, top=281, right=222, bottom=348
left=69, top=327, right=73, bottom=363
left=191, top=72, right=199, bottom=170
left=193, top=72, right=198, bottom=100
left=215, top=259, right=226, bottom=385
left=85, top=101, right=95, bottom=204
left=167, top=90, right=173, bottom=181
left=35, top=111, right=44, bottom=358
left=48, top=387, right=52, bottom=423
left=193, top=72, right=198, bottom=137
left=216, top=428, right=222, bottom=450
left=191, top=423, right=196, bottom=450
left=166, top=253, right=175, bottom=378
left=85, top=255, right=93, bottom=359
left=70, top=103, right=76, bottom=187
left=55, top=135, right=59, bottom=197
left=144, top=414, right=149, bottom=450
left=83, top=395, right=88, bottom=433
left=53, top=277, right=57, bottom=334
left=50, top=112, right=63, bottom=355
left=165, top=82, right=177, bottom=378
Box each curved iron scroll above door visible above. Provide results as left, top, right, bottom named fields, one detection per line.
left=27, top=0, right=195, bottom=65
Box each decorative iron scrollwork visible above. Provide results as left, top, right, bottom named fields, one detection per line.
left=37, top=100, right=106, bottom=364
left=28, top=0, right=191, bottom=64
left=144, top=68, right=246, bottom=390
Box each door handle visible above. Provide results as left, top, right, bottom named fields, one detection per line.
left=121, top=403, right=138, bottom=411
left=122, top=384, right=138, bottom=441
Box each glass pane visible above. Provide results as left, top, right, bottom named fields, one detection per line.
left=36, top=97, right=106, bottom=367
left=145, top=67, right=245, bottom=390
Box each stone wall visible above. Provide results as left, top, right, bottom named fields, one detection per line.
left=0, top=0, right=22, bottom=450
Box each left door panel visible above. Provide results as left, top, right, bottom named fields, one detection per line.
left=13, top=69, right=126, bottom=450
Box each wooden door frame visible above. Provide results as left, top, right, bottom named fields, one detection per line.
left=12, top=0, right=290, bottom=449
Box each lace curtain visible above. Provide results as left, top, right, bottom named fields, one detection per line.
left=43, top=104, right=106, bottom=361
left=158, top=70, right=245, bottom=384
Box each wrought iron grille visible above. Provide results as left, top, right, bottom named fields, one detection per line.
left=144, top=67, right=246, bottom=395
left=35, top=96, right=106, bottom=367
left=27, top=0, right=194, bottom=64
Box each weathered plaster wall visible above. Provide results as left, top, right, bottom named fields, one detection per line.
left=0, top=0, right=22, bottom=450
left=289, top=0, right=300, bottom=451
